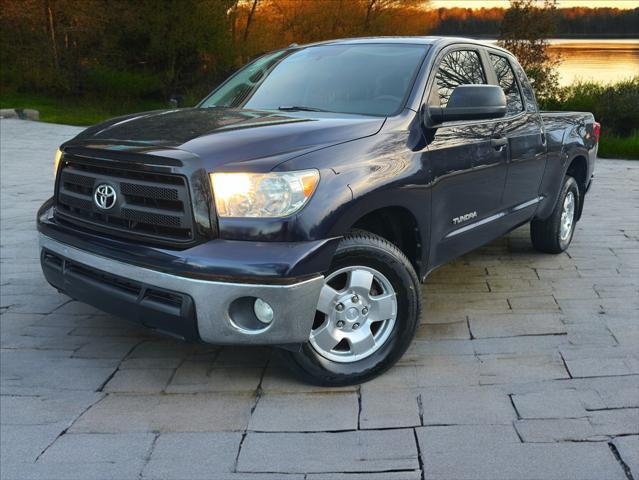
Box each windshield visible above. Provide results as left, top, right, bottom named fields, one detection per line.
left=200, top=44, right=429, bottom=117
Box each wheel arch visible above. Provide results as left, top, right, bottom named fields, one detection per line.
left=565, top=155, right=588, bottom=220
left=349, top=205, right=425, bottom=279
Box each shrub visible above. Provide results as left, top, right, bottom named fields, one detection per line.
left=82, top=65, right=165, bottom=100
left=540, top=77, right=639, bottom=138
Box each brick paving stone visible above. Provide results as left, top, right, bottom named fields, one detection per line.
left=479, top=354, right=570, bottom=385
left=612, top=435, right=639, bottom=479
left=400, top=339, right=475, bottom=361
left=37, top=433, right=154, bottom=478
left=588, top=408, right=639, bottom=436
left=359, top=389, right=421, bottom=429
left=0, top=391, right=102, bottom=426
left=605, top=316, right=639, bottom=347
left=1, top=350, right=119, bottom=393
left=119, top=357, right=183, bottom=370
left=259, top=367, right=357, bottom=394
left=70, top=393, right=254, bottom=433
left=104, top=368, right=174, bottom=394
left=418, top=386, right=516, bottom=425
left=514, top=418, right=603, bottom=442
left=237, top=430, right=419, bottom=474
left=248, top=392, right=359, bottom=432
left=469, top=313, right=566, bottom=338
left=472, top=334, right=568, bottom=355
left=165, top=362, right=263, bottom=394
left=307, top=473, right=421, bottom=480
left=565, top=322, right=618, bottom=346
left=417, top=425, right=626, bottom=480
left=0, top=424, right=66, bottom=464
left=560, top=346, right=639, bottom=378
left=142, top=432, right=242, bottom=479
left=415, top=321, right=470, bottom=340
left=512, top=389, right=605, bottom=419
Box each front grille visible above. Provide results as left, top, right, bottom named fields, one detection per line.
left=55, top=157, right=196, bottom=245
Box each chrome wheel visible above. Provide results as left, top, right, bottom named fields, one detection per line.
left=560, top=191, right=575, bottom=242
left=310, top=266, right=398, bottom=363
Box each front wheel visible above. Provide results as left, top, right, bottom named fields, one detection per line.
left=531, top=175, right=580, bottom=254
left=283, top=231, right=421, bottom=386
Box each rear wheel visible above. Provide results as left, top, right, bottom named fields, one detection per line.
left=531, top=175, right=580, bottom=254
left=283, top=231, right=421, bottom=386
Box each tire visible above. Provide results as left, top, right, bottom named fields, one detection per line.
left=531, top=175, right=580, bottom=254
left=282, top=231, right=421, bottom=386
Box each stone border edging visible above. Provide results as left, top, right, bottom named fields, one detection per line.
left=0, top=108, right=40, bottom=120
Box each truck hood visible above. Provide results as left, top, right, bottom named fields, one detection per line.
left=66, top=107, right=385, bottom=168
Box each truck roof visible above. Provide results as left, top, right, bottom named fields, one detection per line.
left=299, top=36, right=512, bottom=55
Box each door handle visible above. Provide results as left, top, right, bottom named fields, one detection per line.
left=491, top=136, right=508, bottom=151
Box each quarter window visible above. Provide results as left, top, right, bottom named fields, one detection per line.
left=434, top=50, right=487, bottom=107
left=511, top=60, right=538, bottom=112
left=489, top=53, right=524, bottom=116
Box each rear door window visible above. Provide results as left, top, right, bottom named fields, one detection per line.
left=489, top=53, right=524, bottom=116
left=510, top=60, right=538, bottom=112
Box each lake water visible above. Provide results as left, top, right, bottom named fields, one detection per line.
left=488, top=39, right=639, bottom=85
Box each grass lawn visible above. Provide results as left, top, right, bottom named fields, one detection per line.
left=598, top=133, right=639, bottom=160
left=0, top=92, right=168, bottom=126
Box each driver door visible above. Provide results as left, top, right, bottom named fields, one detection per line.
left=424, top=47, right=509, bottom=268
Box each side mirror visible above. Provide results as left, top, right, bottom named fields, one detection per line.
left=428, top=85, right=507, bottom=124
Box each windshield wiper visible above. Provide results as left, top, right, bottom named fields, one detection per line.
left=277, top=105, right=329, bottom=112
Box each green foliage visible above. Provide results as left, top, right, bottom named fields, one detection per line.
left=0, top=0, right=236, bottom=101
left=539, top=77, right=639, bottom=158
left=540, top=77, right=639, bottom=138
left=82, top=66, right=164, bottom=99
left=498, top=0, right=561, bottom=100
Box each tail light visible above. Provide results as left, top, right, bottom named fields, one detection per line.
left=593, top=122, right=601, bottom=143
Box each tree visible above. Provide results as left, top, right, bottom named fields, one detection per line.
left=498, top=0, right=561, bottom=100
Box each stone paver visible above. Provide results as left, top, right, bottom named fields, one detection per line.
left=612, top=435, right=639, bottom=480
left=237, top=430, right=419, bottom=473
left=248, top=392, right=359, bottom=431
left=416, top=425, right=627, bottom=480
left=1, top=118, right=638, bottom=478
left=142, top=432, right=242, bottom=479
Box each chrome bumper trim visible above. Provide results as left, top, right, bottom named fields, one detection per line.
left=39, top=234, right=323, bottom=345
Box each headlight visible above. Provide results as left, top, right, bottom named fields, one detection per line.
left=210, top=170, right=319, bottom=218
left=53, top=148, right=63, bottom=178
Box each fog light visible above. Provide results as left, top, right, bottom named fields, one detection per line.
left=253, top=298, right=274, bottom=324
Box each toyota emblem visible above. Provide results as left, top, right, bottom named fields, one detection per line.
left=94, top=184, right=117, bottom=210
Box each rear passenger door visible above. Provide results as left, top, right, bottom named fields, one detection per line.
left=489, top=52, right=547, bottom=212
left=425, top=47, right=509, bottom=268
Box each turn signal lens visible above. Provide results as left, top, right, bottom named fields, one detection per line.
left=53, top=148, right=63, bottom=178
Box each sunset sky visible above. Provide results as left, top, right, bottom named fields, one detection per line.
left=430, top=0, right=639, bottom=8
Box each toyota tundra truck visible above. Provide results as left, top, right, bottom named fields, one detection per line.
left=38, top=37, right=599, bottom=385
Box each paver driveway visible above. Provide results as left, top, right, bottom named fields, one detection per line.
left=1, top=118, right=638, bottom=480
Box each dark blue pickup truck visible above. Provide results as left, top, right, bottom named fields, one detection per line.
left=38, top=37, right=599, bottom=385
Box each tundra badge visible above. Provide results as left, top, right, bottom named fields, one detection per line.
left=453, top=211, right=477, bottom=225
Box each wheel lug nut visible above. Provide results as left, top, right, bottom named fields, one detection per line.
left=352, top=323, right=360, bottom=330
left=336, top=321, right=345, bottom=328
left=336, top=303, right=344, bottom=311
left=351, top=295, right=359, bottom=303
left=362, top=307, right=368, bottom=315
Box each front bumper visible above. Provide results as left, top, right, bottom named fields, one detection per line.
left=40, top=234, right=324, bottom=345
